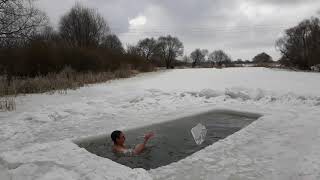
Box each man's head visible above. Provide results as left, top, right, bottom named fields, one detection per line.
left=111, top=130, right=125, bottom=145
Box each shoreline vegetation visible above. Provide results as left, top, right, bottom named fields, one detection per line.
left=0, top=66, right=148, bottom=111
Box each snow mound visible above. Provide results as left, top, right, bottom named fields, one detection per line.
left=198, top=89, right=222, bottom=98
left=0, top=141, right=152, bottom=180
left=120, top=87, right=320, bottom=120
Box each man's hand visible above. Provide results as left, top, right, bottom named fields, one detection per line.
left=134, top=132, right=155, bottom=155
left=144, top=132, right=154, bottom=143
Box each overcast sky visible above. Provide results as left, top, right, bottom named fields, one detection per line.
left=36, top=0, right=320, bottom=60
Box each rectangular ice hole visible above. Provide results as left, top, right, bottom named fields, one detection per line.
left=74, top=110, right=261, bottom=170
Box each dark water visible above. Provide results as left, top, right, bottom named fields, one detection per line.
left=76, top=111, right=260, bottom=170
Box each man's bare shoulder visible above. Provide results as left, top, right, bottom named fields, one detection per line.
left=113, top=145, right=127, bottom=153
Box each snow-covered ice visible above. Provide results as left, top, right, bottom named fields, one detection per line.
left=1, top=67, right=320, bottom=180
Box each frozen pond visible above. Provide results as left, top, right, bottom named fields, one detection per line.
left=1, top=68, right=320, bottom=179
left=76, top=110, right=261, bottom=170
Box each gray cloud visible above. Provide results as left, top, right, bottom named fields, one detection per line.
left=247, top=0, right=317, bottom=5
left=36, top=0, right=320, bottom=60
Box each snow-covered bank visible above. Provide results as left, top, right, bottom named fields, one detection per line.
left=0, top=141, right=152, bottom=180
left=1, top=68, right=320, bottom=179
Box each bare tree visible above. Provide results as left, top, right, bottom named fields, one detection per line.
left=59, top=4, right=110, bottom=48
left=208, top=50, right=232, bottom=67
left=137, top=37, right=158, bottom=61
left=126, top=44, right=140, bottom=56
left=157, top=35, right=184, bottom=69
left=28, top=25, right=62, bottom=47
left=276, top=17, right=320, bottom=69
left=100, top=34, right=124, bottom=53
left=182, top=55, right=192, bottom=64
left=202, top=49, right=209, bottom=59
left=190, top=48, right=208, bottom=68
left=0, top=0, right=48, bottom=47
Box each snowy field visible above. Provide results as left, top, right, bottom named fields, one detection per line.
left=1, top=67, right=320, bottom=180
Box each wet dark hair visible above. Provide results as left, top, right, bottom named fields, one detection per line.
left=111, top=130, right=122, bottom=144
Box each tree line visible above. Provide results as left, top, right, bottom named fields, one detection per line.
left=0, top=1, right=186, bottom=80
left=183, top=49, right=274, bottom=68
left=0, top=0, right=276, bottom=76
left=185, top=16, right=320, bottom=70
left=127, top=36, right=184, bottom=69
left=2, top=0, right=318, bottom=80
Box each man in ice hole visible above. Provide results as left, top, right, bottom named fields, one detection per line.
left=111, top=130, right=154, bottom=155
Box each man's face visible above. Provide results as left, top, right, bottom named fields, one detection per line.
left=116, top=132, right=126, bottom=145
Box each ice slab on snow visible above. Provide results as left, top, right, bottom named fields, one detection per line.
left=191, top=123, right=207, bottom=145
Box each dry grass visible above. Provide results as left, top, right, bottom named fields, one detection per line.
left=0, top=69, right=115, bottom=96
left=114, top=67, right=133, bottom=78
left=0, top=97, right=16, bottom=111
left=0, top=67, right=140, bottom=111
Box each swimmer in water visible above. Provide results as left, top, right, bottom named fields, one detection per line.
left=111, top=130, right=154, bottom=155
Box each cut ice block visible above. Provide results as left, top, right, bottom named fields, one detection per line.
left=191, top=123, right=207, bottom=145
